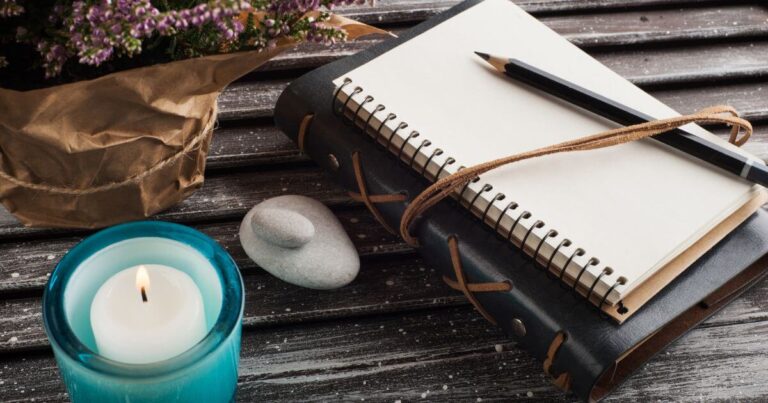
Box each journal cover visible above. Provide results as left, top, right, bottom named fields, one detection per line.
left=328, top=0, right=767, bottom=320
left=273, top=0, right=768, bottom=400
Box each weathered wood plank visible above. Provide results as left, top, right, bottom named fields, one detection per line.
left=262, top=35, right=768, bottom=86
left=654, top=82, right=768, bottom=122
left=4, top=19, right=768, bottom=239
left=2, top=257, right=766, bottom=355
left=207, top=123, right=309, bottom=170
left=207, top=123, right=768, bottom=175
left=240, top=311, right=768, bottom=403
left=517, top=0, right=731, bottom=12
left=605, top=320, right=768, bottom=401
left=0, top=256, right=457, bottom=353
left=2, top=118, right=767, bottom=245
left=216, top=80, right=284, bottom=120
left=3, top=122, right=768, bottom=242
left=216, top=77, right=768, bottom=122
left=543, top=5, right=768, bottom=47
left=0, top=167, right=351, bottom=240
left=333, top=2, right=768, bottom=43
left=0, top=3, right=766, bottom=402
left=593, top=42, right=768, bottom=87
left=337, top=0, right=734, bottom=19
left=2, top=305, right=768, bottom=402
left=0, top=207, right=407, bottom=293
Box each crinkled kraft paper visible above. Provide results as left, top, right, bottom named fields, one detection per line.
left=0, top=14, right=386, bottom=228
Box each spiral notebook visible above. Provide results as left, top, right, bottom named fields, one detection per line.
left=332, top=0, right=766, bottom=314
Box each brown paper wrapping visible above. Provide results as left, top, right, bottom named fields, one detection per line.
left=0, top=15, right=386, bottom=228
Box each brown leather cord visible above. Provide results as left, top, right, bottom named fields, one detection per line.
left=442, top=276, right=512, bottom=292
left=445, top=235, right=512, bottom=326
left=296, top=113, right=407, bottom=233
left=399, top=105, right=752, bottom=246
left=351, top=151, right=407, bottom=234
left=348, top=192, right=407, bottom=204
left=297, top=114, right=315, bottom=153
left=544, top=331, right=573, bottom=391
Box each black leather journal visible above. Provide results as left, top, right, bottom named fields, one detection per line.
left=273, top=0, right=768, bottom=400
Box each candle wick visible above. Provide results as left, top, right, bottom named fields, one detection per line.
left=141, top=287, right=148, bottom=303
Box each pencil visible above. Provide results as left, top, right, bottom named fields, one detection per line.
left=474, top=51, right=768, bottom=187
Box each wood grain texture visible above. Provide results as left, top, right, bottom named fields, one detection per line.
left=216, top=77, right=768, bottom=122
left=3, top=96, right=768, bottom=240
left=263, top=36, right=768, bottom=85
left=0, top=207, right=407, bottom=293
left=0, top=255, right=458, bottom=353
left=2, top=252, right=767, bottom=355
left=208, top=121, right=768, bottom=170
left=2, top=123, right=766, bottom=243
left=334, top=0, right=768, bottom=40
left=2, top=1, right=768, bottom=402
left=207, top=123, right=310, bottom=170
left=518, top=0, right=731, bottom=12
left=2, top=304, right=768, bottom=402
left=0, top=168, right=350, bottom=240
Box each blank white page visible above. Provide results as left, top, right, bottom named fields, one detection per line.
left=333, top=0, right=758, bottom=302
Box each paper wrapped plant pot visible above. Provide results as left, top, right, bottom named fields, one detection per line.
left=0, top=15, right=384, bottom=229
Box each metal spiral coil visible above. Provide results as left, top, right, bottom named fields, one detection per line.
left=333, top=77, right=625, bottom=312
left=533, top=229, right=558, bottom=266
left=521, top=220, right=544, bottom=253
left=398, top=131, right=420, bottom=160
left=572, top=257, right=599, bottom=292
left=508, top=211, right=531, bottom=243
left=493, top=200, right=518, bottom=233
left=409, top=139, right=431, bottom=168
left=421, top=148, right=443, bottom=177
left=467, top=184, right=493, bottom=213
left=481, top=193, right=506, bottom=224
left=364, top=105, right=386, bottom=139
left=559, top=248, right=585, bottom=289
left=353, top=95, right=374, bottom=128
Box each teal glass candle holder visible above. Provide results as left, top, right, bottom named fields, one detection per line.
left=43, top=221, right=244, bottom=403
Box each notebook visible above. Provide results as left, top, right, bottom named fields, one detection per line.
left=331, top=0, right=765, bottom=312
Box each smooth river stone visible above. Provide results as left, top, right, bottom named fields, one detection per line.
left=239, top=195, right=360, bottom=290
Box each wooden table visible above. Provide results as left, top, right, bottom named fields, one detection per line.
left=2, top=1, right=768, bottom=401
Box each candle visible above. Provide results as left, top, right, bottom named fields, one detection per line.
left=90, top=264, right=208, bottom=364
left=45, top=221, right=243, bottom=402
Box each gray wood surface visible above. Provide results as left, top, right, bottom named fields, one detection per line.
left=1, top=1, right=768, bottom=402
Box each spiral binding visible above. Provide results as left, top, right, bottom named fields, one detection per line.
left=333, top=78, right=626, bottom=311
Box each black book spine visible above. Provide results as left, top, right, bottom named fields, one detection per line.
left=275, top=74, right=768, bottom=401
left=275, top=79, right=603, bottom=400
left=273, top=1, right=768, bottom=398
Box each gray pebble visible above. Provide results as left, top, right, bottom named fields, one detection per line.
left=251, top=208, right=315, bottom=248
left=239, top=195, right=360, bottom=289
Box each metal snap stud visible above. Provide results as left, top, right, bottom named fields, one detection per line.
left=328, top=154, right=340, bottom=170
left=511, top=318, right=526, bottom=337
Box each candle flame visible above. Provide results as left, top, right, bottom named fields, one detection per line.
left=136, top=265, right=150, bottom=297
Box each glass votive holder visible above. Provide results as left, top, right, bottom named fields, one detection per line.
left=43, top=221, right=244, bottom=403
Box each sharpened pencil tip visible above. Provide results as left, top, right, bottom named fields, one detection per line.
left=474, top=52, right=507, bottom=72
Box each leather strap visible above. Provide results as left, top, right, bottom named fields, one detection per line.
left=399, top=106, right=752, bottom=246
left=297, top=113, right=406, bottom=234
left=544, top=331, right=573, bottom=391
left=444, top=235, right=512, bottom=325
left=297, top=114, right=315, bottom=153
left=350, top=151, right=407, bottom=234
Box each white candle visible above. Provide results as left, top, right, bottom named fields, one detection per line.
left=90, top=264, right=207, bottom=364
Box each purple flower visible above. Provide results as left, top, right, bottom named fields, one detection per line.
left=2, top=0, right=363, bottom=78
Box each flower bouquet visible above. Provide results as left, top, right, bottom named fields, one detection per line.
left=0, top=0, right=383, bottom=228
